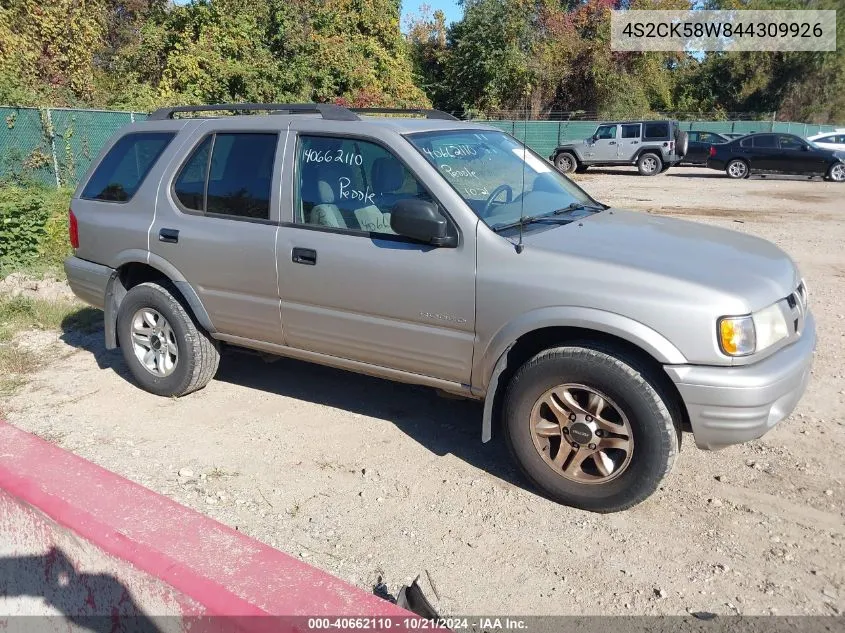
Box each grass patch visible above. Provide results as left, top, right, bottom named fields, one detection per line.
left=0, top=295, right=84, bottom=342
left=0, top=294, right=100, bottom=398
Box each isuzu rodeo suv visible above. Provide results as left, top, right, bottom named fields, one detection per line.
left=64, top=104, right=815, bottom=512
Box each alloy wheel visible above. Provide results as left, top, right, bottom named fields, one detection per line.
left=529, top=384, right=634, bottom=484
left=130, top=308, right=179, bottom=377
left=641, top=156, right=658, bottom=174
left=830, top=163, right=845, bottom=182
left=728, top=160, right=748, bottom=178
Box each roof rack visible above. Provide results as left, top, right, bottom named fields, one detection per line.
left=349, top=108, right=459, bottom=121
left=147, top=103, right=360, bottom=121
left=147, top=103, right=460, bottom=122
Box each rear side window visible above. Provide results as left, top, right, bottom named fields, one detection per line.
left=172, top=133, right=278, bottom=220
left=621, top=124, right=640, bottom=139
left=82, top=132, right=174, bottom=202
left=753, top=135, right=777, bottom=149
left=643, top=123, right=669, bottom=140
left=174, top=137, right=212, bottom=211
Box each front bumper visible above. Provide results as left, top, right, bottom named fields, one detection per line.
left=664, top=313, right=816, bottom=450
left=64, top=256, right=113, bottom=309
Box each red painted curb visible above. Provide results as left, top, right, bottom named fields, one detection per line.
left=0, top=421, right=411, bottom=622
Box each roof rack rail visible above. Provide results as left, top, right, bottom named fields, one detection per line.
left=147, top=103, right=360, bottom=122
left=350, top=108, right=459, bottom=121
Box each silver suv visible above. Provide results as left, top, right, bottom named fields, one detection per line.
left=65, top=103, right=815, bottom=513
left=550, top=120, right=689, bottom=176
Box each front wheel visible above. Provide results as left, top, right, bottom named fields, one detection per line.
left=503, top=344, right=680, bottom=513
left=117, top=281, right=220, bottom=397
left=826, top=162, right=845, bottom=182
left=554, top=152, right=577, bottom=174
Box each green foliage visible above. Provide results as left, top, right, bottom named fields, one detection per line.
left=0, top=0, right=841, bottom=122
left=0, top=185, right=72, bottom=271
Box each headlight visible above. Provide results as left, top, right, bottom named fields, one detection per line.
left=718, top=302, right=789, bottom=357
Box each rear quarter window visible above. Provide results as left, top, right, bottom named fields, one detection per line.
left=82, top=132, right=174, bottom=202
left=643, top=123, right=669, bottom=140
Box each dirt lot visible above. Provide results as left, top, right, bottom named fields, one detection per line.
left=3, top=167, right=844, bottom=617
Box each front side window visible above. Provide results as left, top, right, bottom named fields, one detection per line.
left=621, top=124, right=640, bottom=139
left=643, top=123, right=669, bottom=140
left=82, top=132, right=174, bottom=202
left=778, top=135, right=804, bottom=150
left=595, top=125, right=617, bottom=140
left=172, top=133, right=277, bottom=219
left=295, top=136, right=435, bottom=235
left=407, top=130, right=598, bottom=231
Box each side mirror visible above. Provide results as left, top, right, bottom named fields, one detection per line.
left=390, top=200, right=456, bottom=247
left=802, top=144, right=811, bottom=151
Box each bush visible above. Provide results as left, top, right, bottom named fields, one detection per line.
left=0, top=184, right=72, bottom=272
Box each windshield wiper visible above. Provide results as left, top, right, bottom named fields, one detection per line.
left=550, top=201, right=605, bottom=215
left=490, top=202, right=604, bottom=233
left=491, top=215, right=574, bottom=233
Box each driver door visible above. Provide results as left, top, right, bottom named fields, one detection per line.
left=276, top=131, right=477, bottom=384
left=585, top=124, right=620, bottom=162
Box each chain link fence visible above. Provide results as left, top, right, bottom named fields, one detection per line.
left=1, top=106, right=841, bottom=189
left=0, top=107, right=147, bottom=189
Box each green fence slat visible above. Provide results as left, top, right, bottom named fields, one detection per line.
left=1, top=107, right=844, bottom=188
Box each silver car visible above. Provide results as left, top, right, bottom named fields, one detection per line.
left=64, top=104, right=816, bottom=513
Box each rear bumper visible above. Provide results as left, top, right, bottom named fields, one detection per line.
left=64, top=256, right=113, bottom=309
left=664, top=314, right=816, bottom=450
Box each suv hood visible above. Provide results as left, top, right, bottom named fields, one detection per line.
left=521, top=208, right=798, bottom=311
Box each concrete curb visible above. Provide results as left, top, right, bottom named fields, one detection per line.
left=0, top=421, right=411, bottom=628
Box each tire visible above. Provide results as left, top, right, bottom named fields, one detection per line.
left=725, top=159, right=750, bottom=179
left=554, top=151, right=578, bottom=174
left=503, top=343, right=680, bottom=513
left=826, top=162, right=845, bottom=182
left=117, top=281, right=220, bottom=397
left=674, top=129, right=688, bottom=158
left=637, top=152, right=662, bottom=176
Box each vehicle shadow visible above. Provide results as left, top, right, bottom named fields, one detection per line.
left=59, top=311, right=528, bottom=495
left=0, top=547, right=163, bottom=632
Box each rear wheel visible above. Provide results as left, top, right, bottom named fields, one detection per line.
left=826, top=162, right=845, bottom=182
left=637, top=153, right=662, bottom=176
left=726, top=159, right=749, bottom=179
left=503, top=344, right=679, bottom=513
left=117, top=281, right=220, bottom=397
left=554, top=151, right=578, bottom=174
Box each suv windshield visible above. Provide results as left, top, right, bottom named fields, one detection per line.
left=406, top=130, right=601, bottom=230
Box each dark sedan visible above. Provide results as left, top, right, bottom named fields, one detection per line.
left=682, top=130, right=731, bottom=165
left=706, top=132, right=845, bottom=181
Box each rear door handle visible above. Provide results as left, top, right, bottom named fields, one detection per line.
left=292, top=247, right=317, bottom=266
left=159, top=228, right=179, bottom=244
left=608, top=141, right=616, bottom=145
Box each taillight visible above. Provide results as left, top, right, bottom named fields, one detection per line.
left=709, top=145, right=717, bottom=157
left=69, top=208, right=79, bottom=249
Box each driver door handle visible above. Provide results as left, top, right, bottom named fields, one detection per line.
left=608, top=141, right=616, bottom=145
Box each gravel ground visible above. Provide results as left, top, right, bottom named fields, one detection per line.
left=3, top=167, right=844, bottom=617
